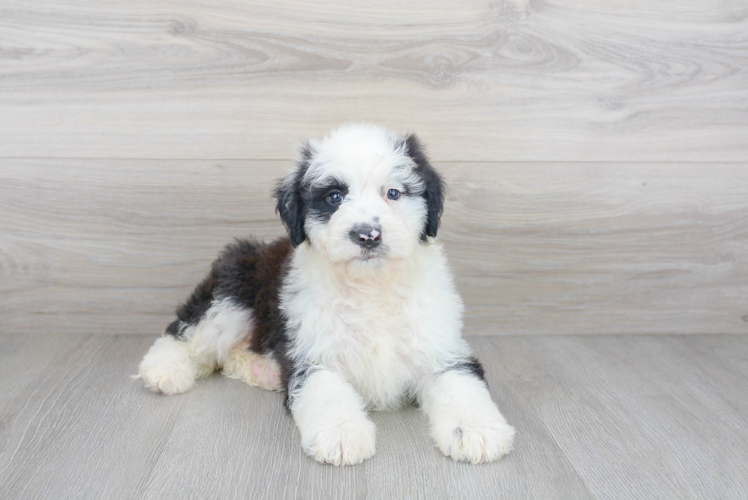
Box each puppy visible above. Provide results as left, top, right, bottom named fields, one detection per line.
left=136, top=124, right=515, bottom=466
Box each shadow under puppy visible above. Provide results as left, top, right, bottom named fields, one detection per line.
left=136, top=124, right=515, bottom=466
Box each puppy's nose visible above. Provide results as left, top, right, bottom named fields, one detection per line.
left=349, top=224, right=382, bottom=249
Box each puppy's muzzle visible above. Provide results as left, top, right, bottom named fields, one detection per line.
left=349, top=223, right=382, bottom=250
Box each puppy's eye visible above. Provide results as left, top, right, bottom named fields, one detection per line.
left=387, top=189, right=400, bottom=200
left=327, top=191, right=344, bottom=205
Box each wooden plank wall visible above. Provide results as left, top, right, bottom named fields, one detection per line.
left=1, top=0, right=747, bottom=335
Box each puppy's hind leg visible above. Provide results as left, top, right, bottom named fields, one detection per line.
left=137, top=299, right=254, bottom=395
left=222, top=341, right=283, bottom=392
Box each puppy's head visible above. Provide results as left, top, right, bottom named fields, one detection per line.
left=275, top=124, right=444, bottom=266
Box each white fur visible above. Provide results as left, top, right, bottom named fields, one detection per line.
left=291, top=369, right=376, bottom=466
left=282, top=124, right=514, bottom=465
left=137, top=336, right=198, bottom=395
left=222, top=341, right=283, bottom=391
left=283, top=242, right=469, bottom=411
left=136, top=299, right=274, bottom=394
left=187, top=299, right=253, bottom=369
left=419, top=371, right=515, bottom=464
left=302, top=124, right=427, bottom=265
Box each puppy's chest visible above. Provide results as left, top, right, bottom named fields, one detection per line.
left=329, top=297, right=426, bottom=407
left=300, top=286, right=431, bottom=397
left=329, top=294, right=418, bottom=360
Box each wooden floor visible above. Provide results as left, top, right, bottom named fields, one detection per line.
left=1, top=333, right=747, bottom=499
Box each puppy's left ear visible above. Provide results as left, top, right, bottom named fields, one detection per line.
left=404, top=134, right=445, bottom=240
left=274, top=143, right=313, bottom=247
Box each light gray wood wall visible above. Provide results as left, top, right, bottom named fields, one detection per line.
left=1, top=0, right=747, bottom=335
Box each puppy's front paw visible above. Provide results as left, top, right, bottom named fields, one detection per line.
left=303, top=418, right=376, bottom=466
left=431, top=417, right=515, bottom=464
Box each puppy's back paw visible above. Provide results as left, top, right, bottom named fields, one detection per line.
left=137, top=337, right=197, bottom=395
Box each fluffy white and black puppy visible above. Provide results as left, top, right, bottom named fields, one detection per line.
left=136, top=124, right=515, bottom=466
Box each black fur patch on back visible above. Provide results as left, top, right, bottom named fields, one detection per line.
left=167, top=237, right=299, bottom=400
left=174, top=270, right=219, bottom=327
left=403, top=134, right=445, bottom=241
left=208, top=238, right=294, bottom=358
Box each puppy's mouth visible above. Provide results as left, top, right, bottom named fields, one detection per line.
left=356, top=247, right=387, bottom=262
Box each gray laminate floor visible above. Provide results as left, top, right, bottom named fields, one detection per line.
left=1, top=334, right=747, bottom=499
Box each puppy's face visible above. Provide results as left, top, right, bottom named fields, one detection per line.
left=275, top=124, right=444, bottom=266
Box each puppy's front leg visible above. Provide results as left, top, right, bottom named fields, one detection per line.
left=289, top=368, right=376, bottom=466
left=418, top=365, right=515, bottom=464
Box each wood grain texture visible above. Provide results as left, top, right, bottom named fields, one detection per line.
left=2, top=158, right=747, bottom=336
left=2, top=333, right=748, bottom=499
left=0, top=0, right=746, bottom=161
left=490, top=335, right=748, bottom=499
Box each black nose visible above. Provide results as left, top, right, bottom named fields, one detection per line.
left=349, top=224, right=382, bottom=249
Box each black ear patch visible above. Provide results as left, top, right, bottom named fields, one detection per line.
left=404, top=134, right=445, bottom=240
left=274, top=143, right=313, bottom=247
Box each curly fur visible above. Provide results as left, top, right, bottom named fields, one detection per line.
left=136, top=123, right=515, bottom=466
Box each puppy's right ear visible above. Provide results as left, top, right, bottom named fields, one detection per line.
left=274, top=143, right=313, bottom=247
